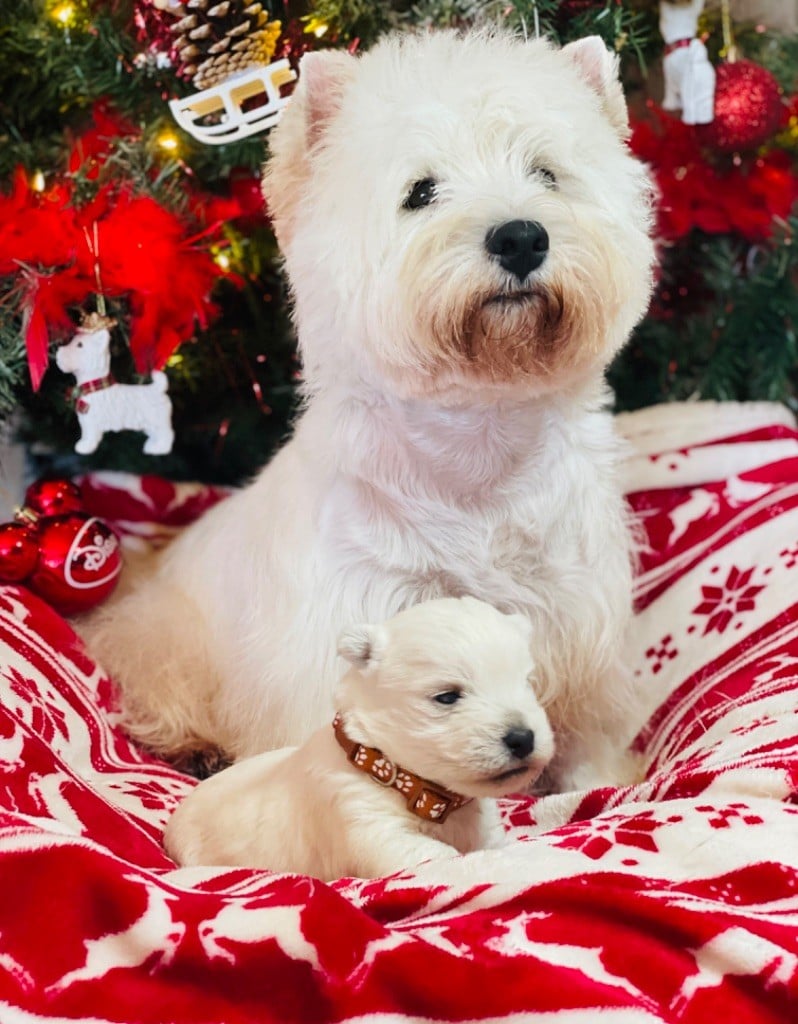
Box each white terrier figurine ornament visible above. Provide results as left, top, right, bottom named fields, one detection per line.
left=56, top=316, right=174, bottom=456
left=82, top=30, right=656, bottom=792
left=659, top=0, right=716, bottom=125
left=164, top=598, right=554, bottom=880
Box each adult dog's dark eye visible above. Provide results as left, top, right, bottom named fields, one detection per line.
left=403, top=178, right=437, bottom=210
left=530, top=166, right=557, bottom=188
left=433, top=690, right=462, bottom=706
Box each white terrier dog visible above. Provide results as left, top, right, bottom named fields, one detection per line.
left=164, top=598, right=554, bottom=879
left=56, top=323, right=174, bottom=456
left=82, top=29, right=655, bottom=791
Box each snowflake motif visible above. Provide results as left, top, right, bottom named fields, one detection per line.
left=695, top=803, right=765, bottom=829
left=552, top=810, right=680, bottom=861
left=645, top=634, right=679, bottom=675
left=779, top=544, right=798, bottom=569
left=691, top=566, right=765, bottom=635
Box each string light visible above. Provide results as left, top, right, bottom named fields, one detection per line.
left=50, top=2, right=75, bottom=26
left=30, top=170, right=46, bottom=192
left=304, top=17, right=329, bottom=39
left=156, top=131, right=179, bottom=153
left=214, top=252, right=231, bottom=271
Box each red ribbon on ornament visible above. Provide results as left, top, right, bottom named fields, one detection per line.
left=67, top=374, right=116, bottom=414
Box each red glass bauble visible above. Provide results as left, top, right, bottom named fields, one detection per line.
left=24, top=478, right=84, bottom=518
left=27, top=513, right=121, bottom=616
left=0, top=522, right=40, bottom=583
left=700, top=60, right=784, bottom=153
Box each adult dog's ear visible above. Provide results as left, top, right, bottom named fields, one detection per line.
left=262, top=50, right=358, bottom=243
left=504, top=612, right=533, bottom=645
left=561, top=36, right=630, bottom=139
left=337, top=624, right=388, bottom=670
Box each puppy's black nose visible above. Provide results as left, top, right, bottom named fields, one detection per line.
left=485, top=220, right=549, bottom=282
left=502, top=727, right=535, bottom=760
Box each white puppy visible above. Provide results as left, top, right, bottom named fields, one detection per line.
left=163, top=598, right=554, bottom=880
left=82, top=29, right=655, bottom=790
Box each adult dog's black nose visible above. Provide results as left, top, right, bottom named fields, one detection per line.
left=502, top=727, right=535, bottom=760
left=485, top=220, right=549, bottom=281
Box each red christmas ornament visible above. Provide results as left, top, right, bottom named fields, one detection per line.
left=700, top=60, right=784, bottom=153
left=26, top=513, right=121, bottom=616
left=24, top=478, right=84, bottom=518
left=0, top=478, right=122, bottom=616
left=0, top=523, right=40, bottom=582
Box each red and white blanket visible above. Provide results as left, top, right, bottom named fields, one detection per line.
left=1, top=402, right=797, bottom=1023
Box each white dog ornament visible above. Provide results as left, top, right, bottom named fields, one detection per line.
left=55, top=318, right=174, bottom=457
left=660, top=0, right=716, bottom=125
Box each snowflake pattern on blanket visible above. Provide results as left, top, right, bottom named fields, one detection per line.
left=1, top=416, right=798, bottom=1023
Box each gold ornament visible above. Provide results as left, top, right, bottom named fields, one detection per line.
left=78, top=311, right=117, bottom=334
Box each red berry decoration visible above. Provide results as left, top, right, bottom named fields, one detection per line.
left=0, top=522, right=40, bottom=582
left=27, top=513, right=121, bottom=616
left=0, top=477, right=121, bottom=616
left=700, top=60, right=784, bottom=153
left=24, top=478, right=84, bottom=518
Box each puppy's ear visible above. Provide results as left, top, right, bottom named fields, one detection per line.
left=262, top=49, right=357, bottom=242
left=337, top=624, right=388, bottom=670
left=561, top=36, right=630, bottom=139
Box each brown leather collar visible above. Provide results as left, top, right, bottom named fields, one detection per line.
left=332, top=713, right=472, bottom=823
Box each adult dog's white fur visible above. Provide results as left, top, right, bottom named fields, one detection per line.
left=81, top=29, right=655, bottom=790
left=164, top=598, right=554, bottom=879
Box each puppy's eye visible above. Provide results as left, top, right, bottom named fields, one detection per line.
left=403, top=178, right=437, bottom=211
left=433, top=690, right=462, bottom=706
left=530, top=167, right=557, bottom=189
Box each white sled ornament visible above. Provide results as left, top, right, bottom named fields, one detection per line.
left=169, top=59, right=297, bottom=145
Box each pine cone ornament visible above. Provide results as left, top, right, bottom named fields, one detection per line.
left=170, top=0, right=281, bottom=90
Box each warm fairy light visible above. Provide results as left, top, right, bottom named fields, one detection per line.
left=30, top=170, right=46, bottom=192
left=214, top=252, right=231, bottom=271
left=157, top=132, right=179, bottom=153
left=304, top=17, right=329, bottom=38
left=52, top=2, right=75, bottom=25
